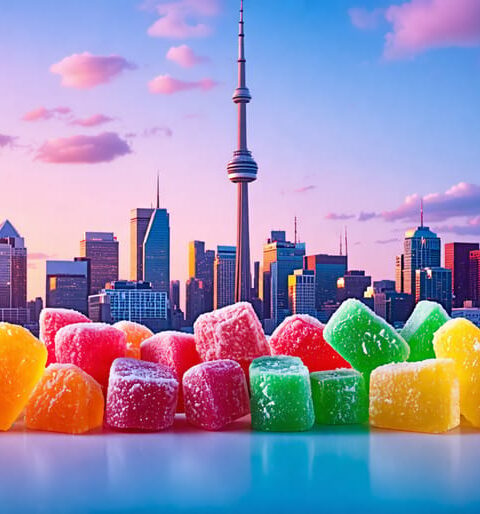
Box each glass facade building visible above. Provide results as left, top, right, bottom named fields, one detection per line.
left=288, top=269, right=316, bottom=316
left=304, top=254, right=348, bottom=309
left=130, top=208, right=154, bottom=281
left=214, top=246, right=236, bottom=309
left=0, top=220, right=27, bottom=309
left=46, top=260, right=89, bottom=314
left=415, top=267, right=452, bottom=313
left=143, top=208, right=170, bottom=294
left=444, top=242, right=479, bottom=307
left=189, top=241, right=215, bottom=313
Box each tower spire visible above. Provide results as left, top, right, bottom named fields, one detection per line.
left=420, top=197, right=424, bottom=228
left=345, top=226, right=348, bottom=257
left=294, top=216, right=298, bottom=244
left=340, top=232, right=343, bottom=256
left=156, top=171, right=160, bottom=209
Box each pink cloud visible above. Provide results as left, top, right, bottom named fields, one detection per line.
left=358, top=211, right=377, bottom=221
left=148, top=74, right=217, bottom=94
left=325, top=212, right=355, bottom=220
left=375, top=238, right=400, bottom=244
left=0, top=134, right=17, bottom=148
left=166, top=44, right=208, bottom=67
left=436, top=216, right=480, bottom=236
left=293, top=185, right=317, bottom=194
left=143, top=126, right=173, bottom=137
left=384, top=0, right=480, bottom=59
left=348, top=7, right=384, bottom=30
left=36, top=132, right=131, bottom=164
left=148, top=0, right=220, bottom=39
left=22, top=106, right=72, bottom=122
left=70, top=114, right=115, bottom=127
left=50, top=52, right=136, bottom=89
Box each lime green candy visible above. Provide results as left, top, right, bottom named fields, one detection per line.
left=401, top=300, right=450, bottom=362
left=310, top=369, right=369, bottom=425
left=323, top=299, right=410, bottom=374
left=250, top=356, right=314, bottom=432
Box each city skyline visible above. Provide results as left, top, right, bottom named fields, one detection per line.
left=1, top=0, right=479, bottom=304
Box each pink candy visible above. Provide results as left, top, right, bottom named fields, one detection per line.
left=140, top=331, right=201, bottom=412
left=55, top=322, right=127, bottom=389
left=183, top=360, right=250, bottom=431
left=40, top=308, right=91, bottom=365
left=105, top=358, right=179, bottom=431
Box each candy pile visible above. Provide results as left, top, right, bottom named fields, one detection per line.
left=0, top=299, right=479, bottom=435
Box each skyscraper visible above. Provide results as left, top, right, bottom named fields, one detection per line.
left=80, top=232, right=119, bottom=295
left=46, top=260, right=89, bottom=314
left=304, top=254, right=348, bottom=309
left=227, top=1, right=258, bottom=302
left=337, top=270, right=372, bottom=302
left=0, top=220, right=27, bottom=308
left=415, top=267, right=452, bottom=313
left=214, top=245, right=236, bottom=309
left=185, top=278, right=205, bottom=326
left=188, top=241, right=215, bottom=312
left=288, top=269, right=316, bottom=316
left=130, top=208, right=153, bottom=281
left=470, top=250, right=480, bottom=307
left=170, top=280, right=180, bottom=310
left=444, top=242, right=479, bottom=307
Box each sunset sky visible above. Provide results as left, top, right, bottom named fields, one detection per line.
left=1, top=0, right=479, bottom=305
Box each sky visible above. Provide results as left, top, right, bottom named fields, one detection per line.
left=0, top=0, right=479, bottom=306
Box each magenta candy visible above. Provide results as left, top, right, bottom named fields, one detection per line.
left=183, top=359, right=250, bottom=431
left=40, top=308, right=91, bottom=365
left=106, top=358, right=179, bottom=431
left=55, top=322, right=127, bottom=389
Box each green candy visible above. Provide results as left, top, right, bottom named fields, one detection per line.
left=323, top=299, right=410, bottom=374
left=250, top=356, right=314, bottom=432
left=310, top=369, right=369, bottom=425
left=401, top=300, right=450, bottom=362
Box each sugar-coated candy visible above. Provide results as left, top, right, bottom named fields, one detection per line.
left=250, top=356, right=314, bottom=432
left=0, top=323, right=47, bottom=431
left=113, top=320, right=153, bottom=359
left=194, top=302, right=269, bottom=368
left=370, top=359, right=460, bottom=434
left=141, top=331, right=201, bottom=412
left=269, top=314, right=351, bottom=372
left=25, top=363, right=104, bottom=434
left=401, top=300, right=450, bottom=362
left=310, top=369, right=368, bottom=425
left=433, top=318, right=480, bottom=427
left=55, top=323, right=127, bottom=389
left=323, top=299, right=410, bottom=374
left=40, top=308, right=91, bottom=365
left=106, top=358, right=179, bottom=431
left=183, top=360, right=249, bottom=431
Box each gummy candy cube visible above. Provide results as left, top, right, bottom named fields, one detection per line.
left=250, top=356, right=315, bottom=432
left=194, top=302, right=269, bottom=367
left=183, top=360, right=249, bottom=431
left=0, top=323, right=47, bottom=431
left=433, top=318, right=480, bottom=427
left=113, top=320, right=153, bottom=359
left=310, top=369, right=368, bottom=425
left=370, top=359, right=460, bottom=433
left=40, top=308, right=91, bottom=365
left=55, top=323, right=127, bottom=389
left=140, top=331, right=201, bottom=412
left=269, top=314, right=351, bottom=372
left=323, top=299, right=409, bottom=374
left=25, top=363, right=104, bottom=434
left=401, top=300, right=450, bottom=362
left=105, top=358, right=179, bottom=431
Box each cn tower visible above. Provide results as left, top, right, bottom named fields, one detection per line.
left=227, top=0, right=258, bottom=302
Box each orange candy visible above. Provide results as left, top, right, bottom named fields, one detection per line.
left=113, top=321, right=153, bottom=359
left=0, top=322, right=47, bottom=431
left=26, top=363, right=104, bottom=434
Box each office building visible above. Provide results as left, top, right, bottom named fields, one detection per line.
left=0, top=219, right=27, bottom=308
left=415, top=267, right=452, bottom=313
left=374, top=291, right=414, bottom=327
left=214, top=246, right=236, bottom=309
left=46, top=260, right=89, bottom=314
left=170, top=280, right=180, bottom=310
left=337, top=270, right=372, bottom=302
left=130, top=208, right=154, bottom=281
left=143, top=208, right=170, bottom=294
left=185, top=278, right=205, bottom=326
left=189, top=241, right=215, bottom=312
left=452, top=307, right=480, bottom=327
left=288, top=269, right=316, bottom=316
left=445, top=242, right=479, bottom=307
left=470, top=250, right=480, bottom=306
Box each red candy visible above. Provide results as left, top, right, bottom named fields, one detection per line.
left=40, top=308, right=91, bottom=365
left=183, top=360, right=250, bottom=431
left=55, top=322, right=127, bottom=389
left=105, top=358, right=179, bottom=431
left=269, top=314, right=351, bottom=372
left=140, top=331, right=201, bottom=412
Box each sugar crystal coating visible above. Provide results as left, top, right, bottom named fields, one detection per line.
left=114, top=320, right=153, bottom=359
left=26, top=363, right=104, bottom=434
left=0, top=323, right=48, bottom=431
left=106, top=358, right=179, bottom=431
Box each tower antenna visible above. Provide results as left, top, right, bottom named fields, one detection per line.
left=340, top=232, right=343, bottom=256
left=345, top=226, right=348, bottom=257
left=294, top=216, right=298, bottom=244
left=420, top=197, right=424, bottom=228
left=156, top=171, right=160, bottom=209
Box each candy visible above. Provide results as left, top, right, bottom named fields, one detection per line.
left=323, top=299, right=410, bottom=375
left=25, top=363, right=104, bottom=434
left=433, top=318, right=480, bottom=427
left=401, top=300, right=450, bottom=362
left=140, top=331, right=201, bottom=412
left=105, top=358, right=179, bottom=431
left=0, top=323, right=47, bottom=431
left=369, top=359, right=460, bottom=433
left=55, top=323, right=127, bottom=389
left=183, top=360, right=249, bottom=431
left=310, top=369, right=368, bottom=425
left=113, top=321, right=153, bottom=359
left=40, top=308, right=91, bottom=365
left=269, top=314, right=351, bottom=372
left=250, top=356, right=314, bottom=432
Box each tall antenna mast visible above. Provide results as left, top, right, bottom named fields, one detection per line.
left=345, top=226, right=348, bottom=257
left=420, top=197, right=424, bottom=228
left=294, top=216, right=298, bottom=244
left=340, top=232, right=343, bottom=256
left=156, top=171, right=160, bottom=209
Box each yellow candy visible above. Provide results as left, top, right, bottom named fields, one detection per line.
left=0, top=322, right=47, bottom=430
left=370, top=359, right=460, bottom=433
left=433, top=318, right=480, bottom=427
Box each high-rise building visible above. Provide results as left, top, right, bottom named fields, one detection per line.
left=46, top=260, right=89, bottom=314
left=337, top=270, right=372, bottom=302
left=445, top=242, right=479, bottom=307
left=130, top=208, right=154, bottom=281
left=373, top=280, right=396, bottom=294
left=374, top=291, right=414, bottom=327
left=415, top=267, right=452, bottom=313
left=170, top=280, right=180, bottom=310
left=252, top=261, right=260, bottom=298
left=470, top=250, right=480, bottom=307
left=288, top=269, right=316, bottom=316
left=185, top=278, right=205, bottom=326
left=395, top=254, right=404, bottom=293
left=143, top=206, right=170, bottom=294
left=304, top=254, right=348, bottom=309
left=0, top=220, right=27, bottom=308
left=27, top=297, right=43, bottom=323
left=188, top=241, right=215, bottom=312
left=214, top=246, right=236, bottom=309
left=80, top=232, right=119, bottom=295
